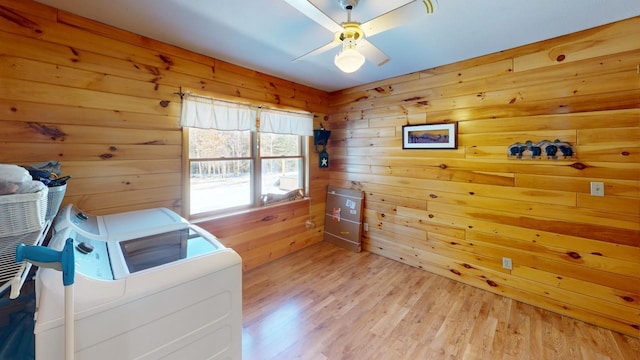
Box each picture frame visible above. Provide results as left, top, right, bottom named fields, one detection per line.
left=402, top=123, right=458, bottom=149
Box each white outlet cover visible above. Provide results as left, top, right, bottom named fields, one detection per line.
left=590, top=182, right=604, bottom=196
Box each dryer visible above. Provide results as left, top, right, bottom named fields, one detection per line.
left=35, top=206, right=242, bottom=359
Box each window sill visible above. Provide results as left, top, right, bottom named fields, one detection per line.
left=190, top=197, right=311, bottom=224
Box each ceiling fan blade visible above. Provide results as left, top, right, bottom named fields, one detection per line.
left=357, top=39, right=390, bottom=67
left=283, top=0, right=343, bottom=33
left=293, top=39, right=342, bottom=62
left=361, top=0, right=433, bottom=38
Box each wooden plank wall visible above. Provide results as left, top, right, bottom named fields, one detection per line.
left=1, top=0, right=638, bottom=337
left=327, top=17, right=640, bottom=337
left=0, top=0, right=330, bottom=270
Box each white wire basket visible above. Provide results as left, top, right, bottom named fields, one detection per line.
left=0, top=187, right=49, bottom=299
left=0, top=227, right=48, bottom=299
left=0, top=187, right=48, bottom=238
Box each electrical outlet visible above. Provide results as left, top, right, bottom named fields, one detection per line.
left=502, top=257, right=513, bottom=270
left=590, top=182, right=604, bottom=197
left=363, top=223, right=369, bottom=232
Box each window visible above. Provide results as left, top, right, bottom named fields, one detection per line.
left=188, top=128, right=252, bottom=213
left=181, top=93, right=312, bottom=217
left=259, top=132, right=305, bottom=203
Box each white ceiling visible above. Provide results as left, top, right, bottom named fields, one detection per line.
left=34, top=0, right=640, bottom=92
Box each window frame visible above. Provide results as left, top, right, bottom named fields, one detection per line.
left=185, top=128, right=308, bottom=219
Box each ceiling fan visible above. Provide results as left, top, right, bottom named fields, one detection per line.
left=284, top=0, right=436, bottom=73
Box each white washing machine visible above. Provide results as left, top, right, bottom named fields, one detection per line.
left=52, top=204, right=188, bottom=241
left=35, top=205, right=242, bottom=359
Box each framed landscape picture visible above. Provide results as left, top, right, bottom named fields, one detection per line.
left=402, top=123, right=458, bottom=149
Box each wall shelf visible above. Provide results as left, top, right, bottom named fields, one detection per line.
left=0, top=221, right=51, bottom=299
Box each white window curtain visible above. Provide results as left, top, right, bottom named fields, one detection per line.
left=258, top=108, right=314, bottom=136
left=180, top=93, right=256, bottom=131
left=180, top=92, right=313, bottom=136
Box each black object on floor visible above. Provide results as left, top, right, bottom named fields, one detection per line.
left=0, top=282, right=35, bottom=360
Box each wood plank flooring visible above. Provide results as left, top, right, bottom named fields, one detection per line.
left=242, top=242, right=639, bottom=360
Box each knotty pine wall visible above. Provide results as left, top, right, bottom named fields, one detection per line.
left=0, top=0, right=330, bottom=270
left=1, top=0, right=638, bottom=337
left=327, top=17, right=640, bottom=337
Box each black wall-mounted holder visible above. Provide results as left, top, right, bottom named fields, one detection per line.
left=313, top=129, right=331, bottom=152
left=313, top=129, right=331, bottom=168
left=507, top=139, right=576, bottom=161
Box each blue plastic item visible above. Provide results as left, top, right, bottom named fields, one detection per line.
left=16, top=238, right=75, bottom=286
left=15, top=238, right=76, bottom=359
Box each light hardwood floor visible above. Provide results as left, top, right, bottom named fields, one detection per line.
left=242, top=242, right=639, bottom=360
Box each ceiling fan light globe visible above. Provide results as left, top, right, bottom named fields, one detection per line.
left=334, top=47, right=365, bottom=73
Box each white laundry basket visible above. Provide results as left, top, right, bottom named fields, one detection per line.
left=0, top=187, right=48, bottom=237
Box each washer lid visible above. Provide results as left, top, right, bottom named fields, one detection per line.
left=103, top=207, right=188, bottom=240
left=110, top=225, right=222, bottom=279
